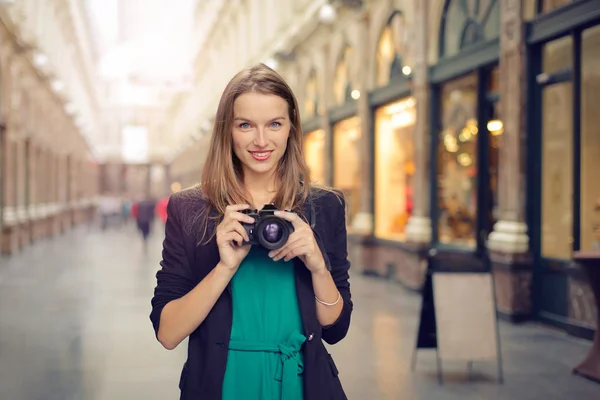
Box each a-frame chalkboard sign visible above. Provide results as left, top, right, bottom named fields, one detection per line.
left=410, top=251, right=504, bottom=385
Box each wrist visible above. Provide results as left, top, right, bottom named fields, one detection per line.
left=215, top=261, right=238, bottom=277
left=310, top=262, right=328, bottom=277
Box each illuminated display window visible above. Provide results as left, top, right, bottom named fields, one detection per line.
left=437, top=74, right=479, bottom=248
left=333, top=116, right=361, bottom=228
left=374, top=97, right=416, bottom=240
left=580, top=25, right=600, bottom=251
left=303, top=129, right=326, bottom=185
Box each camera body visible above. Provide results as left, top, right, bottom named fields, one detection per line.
left=240, top=204, right=295, bottom=250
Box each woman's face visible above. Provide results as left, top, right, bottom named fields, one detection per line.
left=232, top=92, right=291, bottom=180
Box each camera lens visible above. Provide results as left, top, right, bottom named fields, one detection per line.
left=262, top=222, right=283, bottom=243
left=256, top=216, right=292, bottom=250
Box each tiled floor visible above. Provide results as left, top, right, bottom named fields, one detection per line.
left=0, top=224, right=598, bottom=399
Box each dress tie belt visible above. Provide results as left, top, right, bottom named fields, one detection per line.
left=227, top=331, right=306, bottom=399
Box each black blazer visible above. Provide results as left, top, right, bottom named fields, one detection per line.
left=150, top=187, right=353, bottom=400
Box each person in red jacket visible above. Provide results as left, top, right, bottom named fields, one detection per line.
left=155, top=197, right=169, bottom=223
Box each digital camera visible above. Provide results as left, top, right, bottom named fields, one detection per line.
left=240, top=204, right=295, bottom=250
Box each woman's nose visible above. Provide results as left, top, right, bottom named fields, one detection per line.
left=253, top=129, right=268, bottom=147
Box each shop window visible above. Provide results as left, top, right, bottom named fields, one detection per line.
left=304, top=70, right=319, bottom=119
left=541, top=36, right=573, bottom=259
left=486, top=67, right=501, bottom=232
left=581, top=25, right=600, bottom=251
left=440, top=0, right=500, bottom=59
left=376, top=12, right=409, bottom=87
left=437, top=74, right=478, bottom=248
left=303, top=129, right=326, bottom=185
left=333, top=46, right=353, bottom=106
left=374, top=97, right=416, bottom=240
left=333, top=116, right=361, bottom=227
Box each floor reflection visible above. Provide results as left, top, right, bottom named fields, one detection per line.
left=0, top=225, right=598, bottom=399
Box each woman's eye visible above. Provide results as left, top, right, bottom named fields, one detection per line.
left=239, top=123, right=250, bottom=129
left=270, top=121, right=281, bottom=128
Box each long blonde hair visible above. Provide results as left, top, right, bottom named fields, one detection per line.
left=192, top=64, right=312, bottom=242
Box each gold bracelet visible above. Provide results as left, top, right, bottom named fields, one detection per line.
left=315, top=292, right=341, bottom=307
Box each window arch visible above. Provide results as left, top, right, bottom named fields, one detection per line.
left=376, top=11, right=409, bottom=87
left=333, top=45, right=353, bottom=105
left=439, top=0, right=500, bottom=59
left=304, top=69, right=320, bottom=119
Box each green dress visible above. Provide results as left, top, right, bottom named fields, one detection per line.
left=222, top=246, right=306, bottom=400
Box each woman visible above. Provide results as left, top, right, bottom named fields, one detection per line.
left=150, top=63, right=352, bottom=400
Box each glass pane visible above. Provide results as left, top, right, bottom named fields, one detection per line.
left=374, top=97, right=417, bottom=240
left=483, top=0, right=500, bottom=42
left=581, top=25, right=600, bottom=251
left=487, top=103, right=502, bottom=230
left=441, top=0, right=500, bottom=58
left=543, top=35, right=573, bottom=73
left=443, top=0, right=467, bottom=58
left=542, top=0, right=573, bottom=13
left=523, top=0, right=538, bottom=19
left=333, top=116, right=361, bottom=228
left=541, top=81, right=573, bottom=259
left=487, top=66, right=501, bottom=230
left=333, top=47, right=352, bottom=105
left=303, top=129, right=326, bottom=185
left=304, top=72, right=318, bottom=118
left=376, top=13, right=406, bottom=87
left=437, top=74, right=478, bottom=248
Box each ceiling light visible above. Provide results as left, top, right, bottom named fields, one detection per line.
left=33, top=52, right=48, bottom=67
left=51, top=79, right=64, bottom=93
left=319, top=4, right=337, bottom=24
left=351, top=89, right=360, bottom=100
left=402, top=66, right=412, bottom=76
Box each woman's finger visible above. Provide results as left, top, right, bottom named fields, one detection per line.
left=273, top=210, right=306, bottom=229
left=224, top=231, right=245, bottom=247
left=283, top=243, right=311, bottom=263
left=270, top=233, right=304, bottom=261
left=226, top=220, right=250, bottom=243
left=224, top=210, right=255, bottom=225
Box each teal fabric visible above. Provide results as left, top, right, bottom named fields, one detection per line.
left=222, top=247, right=306, bottom=400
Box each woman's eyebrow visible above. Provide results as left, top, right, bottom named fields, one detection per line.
left=233, top=116, right=286, bottom=121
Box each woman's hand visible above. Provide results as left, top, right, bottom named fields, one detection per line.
left=268, top=211, right=326, bottom=274
left=216, top=204, right=255, bottom=271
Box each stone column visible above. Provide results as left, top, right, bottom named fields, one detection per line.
left=405, top=0, right=432, bottom=244
left=486, top=0, right=531, bottom=320
left=352, top=11, right=374, bottom=235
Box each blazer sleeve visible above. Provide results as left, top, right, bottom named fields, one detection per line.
left=150, top=196, right=196, bottom=338
left=321, top=192, right=353, bottom=345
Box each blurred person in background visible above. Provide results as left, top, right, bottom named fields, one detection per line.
left=132, top=195, right=157, bottom=244
left=150, top=64, right=352, bottom=399
left=155, top=195, right=169, bottom=224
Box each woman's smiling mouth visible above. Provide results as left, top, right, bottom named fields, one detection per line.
left=249, top=150, right=273, bottom=161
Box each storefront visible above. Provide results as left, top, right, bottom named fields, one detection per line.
left=526, top=0, right=600, bottom=339
left=329, top=44, right=362, bottom=229
left=428, top=0, right=500, bottom=270
left=371, top=11, right=416, bottom=242
left=302, top=69, right=328, bottom=186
